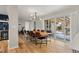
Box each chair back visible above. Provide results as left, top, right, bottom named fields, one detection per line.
left=46, top=30, right=51, bottom=33
left=36, top=32, right=41, bottom=38
left=41, top=30, right=45, bottom=32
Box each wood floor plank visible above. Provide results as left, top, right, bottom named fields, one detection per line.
left=0, top=34, right=72, bottom=53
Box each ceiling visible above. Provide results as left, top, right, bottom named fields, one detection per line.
left=18, top=5, right=65, bottom=16
left=17, top=5, right=79, bottom=22
left=18, top=5, right=67, bottom=21
left=0, top=5, right=79, bottom=22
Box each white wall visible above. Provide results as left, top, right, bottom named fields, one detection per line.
left=25, top=22, right=30, bottom=31
left=70, top=12, right=79, bottom=51
left=19, top=20, right=34, bottom=31
left=29, top=21, right=34, bottom=31
left=20, top=19, right=44, bottom=31
left=7, top=6, right=18, bottom=48
left=18, top=19, right=26, bottom=32
left=51, top=23, right=55, bottom=33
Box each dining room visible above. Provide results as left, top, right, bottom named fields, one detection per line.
left=17, top=5, right=79, bottom=53
left=17, top=5, right=72, bottom=52
left=0, top=5, right=79, bottom=53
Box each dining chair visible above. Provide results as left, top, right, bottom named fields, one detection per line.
left=35, top=32, right=48, bottom=48
left=29, top=31, right=36, bottom=42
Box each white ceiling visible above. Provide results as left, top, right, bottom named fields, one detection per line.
left=0, top=5, right=79, bottom=22
left=17, top=5, right=79, bottom=22
left=18, top=5, right=67, bottom=21
left=18, top=5, right=66, bottom=16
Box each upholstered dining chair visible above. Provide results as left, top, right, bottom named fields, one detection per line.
left=35, top=32, right=48, bottom=48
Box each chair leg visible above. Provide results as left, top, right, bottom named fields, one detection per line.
left=72, top=50, right=79, bottom=53
left=35, top=38, right=37, bottom=45
left=40, top=40, right=42, bottom=48
left=46, top=38, right=47, bottom=46
left=72, top=50, right=77, bottom=53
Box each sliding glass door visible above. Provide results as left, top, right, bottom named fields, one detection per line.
left=55, top=16, right=70, bottom=43
left=55, top=17, right=65, bottom=42
left=64, top=16, right=70, bottom=43
left=44, top=16, right=70, bottom=43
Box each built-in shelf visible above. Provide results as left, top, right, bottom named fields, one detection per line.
left=0, top=23, right=8, bottom=40
left=0, top=14, right=9, bottom=41
left=0, top=20, right=9, bottom=22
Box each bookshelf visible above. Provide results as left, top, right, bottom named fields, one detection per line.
left=0, top=14, right=9, bottom=40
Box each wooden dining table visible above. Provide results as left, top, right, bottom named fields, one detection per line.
left=33, top=31, right=48, bottom=37
left=39, top=32, right=48, bottom=37
left=31, top=31, right=49, bottom=47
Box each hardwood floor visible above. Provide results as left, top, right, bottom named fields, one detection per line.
left=0, top=34, right=72, bottom=53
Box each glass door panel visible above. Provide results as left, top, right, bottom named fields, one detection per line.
left=65, top=16, right=70, bottom=43
left=51, top=19, right=55, bottom=39
left=55, top=17, right=65, bottom=42
left=44, top=16, right=70, bottom=43
left=44, top=20, right=49, bottom=30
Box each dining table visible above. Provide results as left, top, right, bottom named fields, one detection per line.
left=39, top=32, right=48, bottom=37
